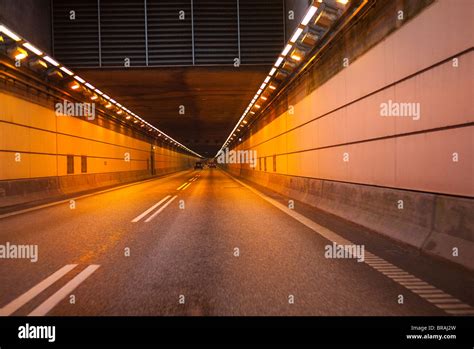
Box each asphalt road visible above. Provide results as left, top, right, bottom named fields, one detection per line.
left=0, top=168, right=472, bottom=316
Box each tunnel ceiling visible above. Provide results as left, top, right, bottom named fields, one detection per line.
left=77, top=66, right=269, bottom=156
left=51, top=0, right=288, bottom=156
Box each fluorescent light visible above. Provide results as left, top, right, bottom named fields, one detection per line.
left=43, top=56, right=59, bottom=66
left=257, top=89, right=262, bottom=95
left=85, top=82, right=95, bottom=89
left=269, top=84, right=276, bottom=90
left=23, top=42, right=43, bottom=55
left=74, top=75, right=85, bottom=83
left=60, top=67, right=74, bottom=76
left=14, top=49, right=27, bottom=60
left=301, top=6, right=318, bottom=26
left=260, top=83, right=267, bottom=90
left=275, top=57, right=284, bottom=67
left=269, top=67, right=276, bottom=76
left=282, top=44, right=292, bottom=56
left=95, top=89, right=104, bottom=95
left=103, top=95, right=111, bottom=100
left=264, top=76, right=270, bottom=83
left=290, top=28, right=304, bottom=43
left=0, top=25, right=20, bottom=41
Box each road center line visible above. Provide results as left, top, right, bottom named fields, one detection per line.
left=176, top=182, right=188, bottom=190
left=181, top=183, right=192, bottom=190
left=0, top=264, right=77, bottom=316
left=145, top=195, right=178, bottom=222
left=28, top=265, right=100, bottom=316
left=131, top=195, right=171, bottom=222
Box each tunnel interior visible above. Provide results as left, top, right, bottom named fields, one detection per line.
left=0, top=0, right=473, bottom=326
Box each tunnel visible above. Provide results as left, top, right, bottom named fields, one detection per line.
left=0, top=0, right=473, bottom=344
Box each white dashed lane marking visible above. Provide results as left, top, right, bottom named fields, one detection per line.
left=0, top=264, right=100, bottom=316
left=0, top=264, right=77, bottom=316
left=131, top=195, right=171, bottom=222
left=29, top=265, right=100, bottom=316
left=145, top=195, right=177, bottom=222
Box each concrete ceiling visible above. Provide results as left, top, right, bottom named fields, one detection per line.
left=78, top=66, right=269, bottom=156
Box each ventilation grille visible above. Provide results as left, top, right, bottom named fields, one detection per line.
left=147, top=0, right=193, bottom=65
left=100, top=0, right=146, bottom=67
left=52, top=0, right=100, bottom=67
left=193, top=0, right=238, bottom=65
left=240, top=0, right=285, bottom=64
left=52, top=0, right=284, bottom=68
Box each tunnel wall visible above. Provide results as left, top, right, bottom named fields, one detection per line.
left=226, top=0, right=474, bottom=270
left=0, top=91, right=196, bottom=209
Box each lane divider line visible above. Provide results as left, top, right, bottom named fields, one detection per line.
left=28, top=265, right=100, bottom=316
left=131, top=196, right=171, bottom=222
left=224, top=172, right=474, bottom=316
left=145, top=196, right=177, bottom=222
left=176, top=182, right=188, bottom=191
left=181, top=183, right=192, bottom=191
left=0, top=264, right=77, bottom=316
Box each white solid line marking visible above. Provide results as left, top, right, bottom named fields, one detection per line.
left=145, top=195, right=177, bottom=222
left=181, top=183, right=192, bottom=190
left=224, top=172, right=474, bottom=315
left=0, top=264, right=77, bottom=316
left=28, top=265, right=100, bottom=316
left=131, top=196, right=171, bottom=222
left=177, top=182, right=188, bottom=190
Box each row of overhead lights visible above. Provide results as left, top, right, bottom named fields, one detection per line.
left=0, top=24, right=203, bottom=159
left=216, top=0, right=350, bottom=156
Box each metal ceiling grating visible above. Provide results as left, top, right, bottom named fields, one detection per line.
left=147, top=0, right=193, bottom=65
left=52, top=0, right=100, bottom=67
left=100, top=0, right=147, bottom=67
left=193, top=0, right=239, bottom=65
left=239, top=0, right=285, bottom=64
left=52, top=0, right=285, bottom=68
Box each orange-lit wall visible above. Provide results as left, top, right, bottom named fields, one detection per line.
left=0, top=91, right=196, bottom=205
left=230, top=0, right=473, bottom=197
